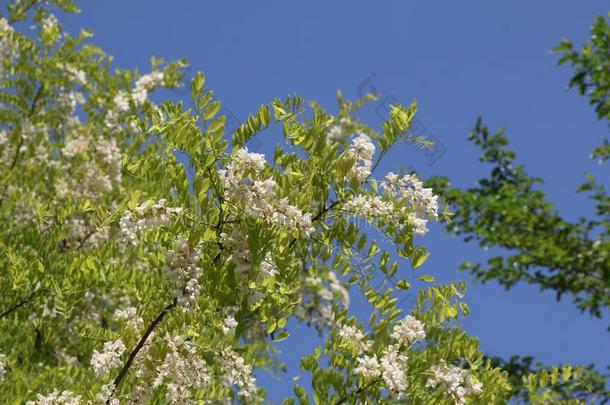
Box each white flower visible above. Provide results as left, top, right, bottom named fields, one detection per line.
left=62, top=136, right=88, bottom=158
left=380, top=344, right=409, bottom=396
left=343, top=195, right=393, bottom=218
left=235, top=147, right=266, bottom=172
left=152, top=334, right=211, bottom=404
left=162, top=235, right=202, bottom=309
left=337, top=324, right=371, bottom=352
left=426, top=361, right=482, bottom=405
left=66, top=65, right=87, bottom=86
left=222, top=315, right=238, bottom=334
left=391, top=315, right=426, bottom=345
left=346, top=133, right=375, bottom=182
left=221, top=347, right=257, bottom=397
left=31, top=389, right=81, bottom=405
left=90, top=339, right=125, bottom=377
left=113, top=306, right=143, bottom=331
left=354, top=354, right=382, bottom=380
left=113, top=91, right=130, bottom=112
left=94, top=383, right=118, bottom=405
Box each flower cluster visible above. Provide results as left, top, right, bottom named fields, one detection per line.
left=382, top=172, right=439, bottom=235
left=222, top=315, right=239, bottom=334
left=162, top=235, right=203, bottom=309
left=380, top=344, right=409, bottom=395
left=119, top=199, right=183, bottom=245
left=113, top=306, right=144, bottom=332
left=337, top=324, right=372, bottom=352
left=219, top=148, right=315, bottom=237
left=342, top=195, right=393, bottom=218
left=346, top=133, right=375, bottom=182
left=152, top=335, right=211, bottom=404
left=90, top=339, right=126, bottom=378
left=352, top=315, right=427, bottom=397
left=28, top=390, right=81, bottom=405
left=390, top=315, right=426, bottom=346
left=220, top=347, right=257, bottom=397
left=426, top=361, right=483, bottom=405
left=328, top=117, right=351, bottom=142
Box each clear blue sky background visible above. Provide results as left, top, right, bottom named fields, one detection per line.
left=59, top=1, right=609, bottom=401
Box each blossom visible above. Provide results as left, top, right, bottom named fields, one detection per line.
left=90, top=339, right=125, bottom=377
left=354, top=354, right=382, bottom=380
left=347, top=133, right=375, bottom=182
left=113, top=306, right=143, bottom=332
left=152, top=335, right=211, bottom=404
left=162, top=235, right=203, bottom=309
left=343, top=195, right=393, bottom=218
left=426, top=361, right=483, bottom=405
left=0, top=18, right=18, bottom=65
left=391, top=315, right=426, bottom=345
left=119, top=200, right=182, bottom=244
left=222, top=315, right=238, bottom=334
left=95, top=383, right=118, bottom=405
left=30, top=389, right=81, bottom=405
left=113, top=91, right=130, bottom=112
left=380, top=344, right=409, bottom=396
left=220, top=347, right=257, bottom=397
left=62, top=136, right=88, bottom=158
left=337, top=324, right=372, bottom=352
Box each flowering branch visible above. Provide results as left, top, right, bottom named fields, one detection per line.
left=108, top=298, right=178, bottom=402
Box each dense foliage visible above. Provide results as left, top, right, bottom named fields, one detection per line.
left=0, top=1, right=605, bottom=404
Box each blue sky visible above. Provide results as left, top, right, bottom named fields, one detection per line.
left=60, top=1, right=610, bottom=401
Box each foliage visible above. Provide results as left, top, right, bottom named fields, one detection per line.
left=0, top=1, right=601, bottom=404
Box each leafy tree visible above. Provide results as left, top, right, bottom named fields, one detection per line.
left=0, top=1, right=602, bottom=404
left=428, top=12, right=610, bottom=404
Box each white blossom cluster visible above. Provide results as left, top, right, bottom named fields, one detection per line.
left=152, top=334, right=211, bottom=404
left=90, top=339, right=126, bottom=378
left=343, top=195, right=393, bottom=218
left=113, top=306, right=143, bottom=332
left=337, top=324, right=372, bottom=351
left=346, top=133, right=375, bottom=182
left=380, top=344, right=409, bottom=396
left=390, top=315, right=426, bottom=346
left=95, top=138, right=122, bottom=182
left=162, top=235, right=203, bottom=309
left=62, top=136, right=89, bottom=158
left=65, top=65, right=87, bottom=86
left=426, top=361, right=483, bottom=405
left=119, top=199, right=183, bottom=245
left=352, top=315, right=428, bottom=397
left=27, top=389, right=81, bottom=405
left=0, top=18, right=18, bottom=69
left=113, top=71, right=164, bottom=113
left=382, top=172, right=439, bottom=235
left=219, top=148, right=315, bottom=237
left=94, top=383, right=118, bottom=405
left=220, top=347, right=257, bottom=397
left=222, top=315, right=239, bottom=334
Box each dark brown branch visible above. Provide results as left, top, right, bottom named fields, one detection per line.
left=0, top=291, right=37, bottom=320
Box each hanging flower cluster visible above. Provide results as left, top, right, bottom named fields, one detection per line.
left=90, top=339, right=126, bottom=378
left=426, top=361, right=483, bottom=405
left=119, top=199, right=183, bottom=245
left=162, top=235, right=203, bottom=309
left=219, top=148, right=315, bottom=237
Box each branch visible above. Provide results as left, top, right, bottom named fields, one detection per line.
left=0, top=291, right=37, bottom=320
left=334, top=378, right=381, bottom=405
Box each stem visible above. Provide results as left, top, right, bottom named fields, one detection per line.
left=0, top=291, right=37, bottom=320
left=334, top=379, right=381, bottom=405
left=108, top=298, right=177, bottom=402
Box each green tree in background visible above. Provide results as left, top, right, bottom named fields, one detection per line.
left=429, top=12, right=610, bottom=404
